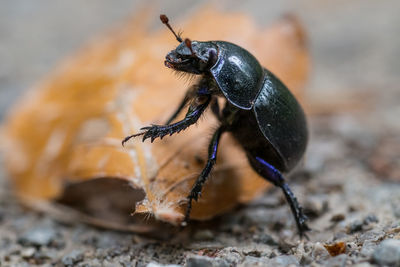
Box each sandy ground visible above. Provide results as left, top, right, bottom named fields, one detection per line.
left=1, top=1, right=399, bottom=266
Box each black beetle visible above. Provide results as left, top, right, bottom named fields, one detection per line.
left=123, top=15, right=310, bottom=236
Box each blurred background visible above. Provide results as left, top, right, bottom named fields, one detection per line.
left=1, top=0, right=399, bottom=119
left=0, top=0, right=399, bottom=266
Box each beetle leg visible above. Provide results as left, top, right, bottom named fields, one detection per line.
left=164, top=85, right=200, bottom=125
left=183, top=125, right=226, bottom=225
left=122, top=95, right=211, bottom=145
left=247, top=155, right=310, bottom=238
left=210, top=97, right=221, bottom=121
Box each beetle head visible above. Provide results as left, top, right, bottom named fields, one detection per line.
left=165, top=40, right=218, bottom=74
left=160, top=14, right=218, bottom=74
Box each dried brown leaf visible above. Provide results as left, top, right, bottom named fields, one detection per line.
left=2, top=6, right=310, bottom=229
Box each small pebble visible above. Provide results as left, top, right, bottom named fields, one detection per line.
left=103, top=260, right=123, bottom=267
left=358, top=230, right=385, bottom=243
left=363, top=214, right=379, bottom=225
left=21, top=247, right=35, bottom=258
left=242, top=246, right=272, bottom=258
left=239, top=256, right=269, bottom=267
left=61, top=250, right=84, bottom=266
left=38, top=249, right=58, bottom=261
left=81, top=258, right=101, bottom=267
left=372, top=239, right=400, bottom=267
left=348, top=220, right=364, bottom=234
left=118, top=255, right=135, bottom=267
left=146, top=263, right=181, bottom=267
left=268, top=255, right=299, bottom=266
left=278, top=240, right=296, bottom=254
left=312, top=242, right=330, bottom=261
left=216, top=247, right=243, bottom=265
left=186, top=255, right=229, bottom=267
left=330, top=214, right=345, bottom=223
left=299, top=254, right=313, bottom=265
left=352, top=263, right=373, bottom=267
left=361, top=240, right=378, bottom=257
left=18, top=226, right=57, bottom=247
left=324, top=254, right=347, bottom=267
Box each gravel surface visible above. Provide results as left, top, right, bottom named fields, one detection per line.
left=1, top=1, right=399, bottom=266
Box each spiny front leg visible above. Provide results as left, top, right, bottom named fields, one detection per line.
left=183, top=126, right=225, bottom=225
left=122, top=94, right=211, bottom=145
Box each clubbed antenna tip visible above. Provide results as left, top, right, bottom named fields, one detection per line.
left=160, top=14, right=183, bottom=43
left=160, top=14, right=169, bottom=24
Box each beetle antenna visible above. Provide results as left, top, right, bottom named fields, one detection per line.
left=185, top=38, right=196, bottom=57
left=160, top=14, right=183, bottom=43
left=121, top=132, right=145, bottom=146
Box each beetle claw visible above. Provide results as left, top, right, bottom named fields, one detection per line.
left=295, top=208, right=311, bottom=239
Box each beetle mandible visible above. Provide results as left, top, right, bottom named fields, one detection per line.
left=123, top=14, right=310, bottom=237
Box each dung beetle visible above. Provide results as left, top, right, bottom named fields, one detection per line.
left=123, top=15, right=310, bottom=237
